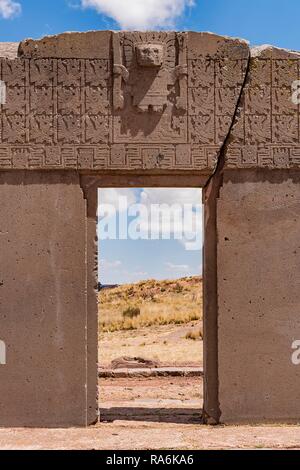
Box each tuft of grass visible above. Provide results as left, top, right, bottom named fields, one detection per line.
left=173, top=282, right=183, bottom=293
left=122, top=306, right=141, bottom=319
left=185, top=329, right=203, bottom=341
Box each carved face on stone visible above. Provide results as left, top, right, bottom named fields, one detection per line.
left=136, top=44, right=164, bottom=67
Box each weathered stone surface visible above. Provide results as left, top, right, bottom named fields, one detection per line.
left=187, top=31, right=249, bottom=59
left=217, top=170, right=300, bottom=423
left=0, top=43, right=19, bottom=59
left=18, top=31, right=111, bottom=59
left=0, top=171, right=96, bottom=427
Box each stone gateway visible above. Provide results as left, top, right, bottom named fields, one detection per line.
left=0, top=31, right=300, bottom=426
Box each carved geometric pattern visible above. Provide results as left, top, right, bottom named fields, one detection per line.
left=227, top=145, right=300, bottom=169
left=226, top=54, right=300, bottom=168
left=0, top=144, right=220, bottom=170
left=0, top=57, right=110, bottom=148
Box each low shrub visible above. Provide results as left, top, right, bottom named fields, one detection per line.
left=122, top=306, right=141, bottom=319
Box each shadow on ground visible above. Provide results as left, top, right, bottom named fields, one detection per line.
left=100, top=407, right=203, bottom=425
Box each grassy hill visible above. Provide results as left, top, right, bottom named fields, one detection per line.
left=98, top=276, right=203, bottom=367
left=99, top=276, right=203, bottom=333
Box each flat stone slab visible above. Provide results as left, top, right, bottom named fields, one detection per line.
left=99, top=367, right=203, bottom=378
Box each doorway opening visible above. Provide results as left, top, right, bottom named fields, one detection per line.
left=96, top=186, right=204, bottom=424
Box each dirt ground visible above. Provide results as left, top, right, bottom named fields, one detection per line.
left=1, top=376, right=300, bottom=450
left=100, top=376, right=202, bottom=425
left=99, top=323, right=203, bottom=367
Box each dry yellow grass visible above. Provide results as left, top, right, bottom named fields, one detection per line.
left=185, top=329, right=203, bottom=341
left=98, top=276, right=203, bottom=333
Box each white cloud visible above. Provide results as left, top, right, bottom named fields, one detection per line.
left=141, top=188, right=201, bottom=206
left=127, top=270, right=148, bottom=278
left=98, top=188, right=137, bottom=212
left=99, top=259, right=148, bottom=283
left=0, top=0, right=21, bottom=19
left=165, top=262, right=189, bottom=272
left=139, top=189, right=203, bottom=249
left=98, top=188, right=203, bottom=250
left=98, top=188, right=202, bottom=211
left=101, top=259, right=122, bottom=269
left=81, top=0, right=195, bottom=29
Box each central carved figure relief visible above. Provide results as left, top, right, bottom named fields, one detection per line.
left=132, top=43, right=167, bottom=113
left=113, top=32, right=188, bottom=143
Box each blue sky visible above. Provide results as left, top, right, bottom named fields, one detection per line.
left=98, top=188, right=203, bottom=285
left=1, top=0, right=300, bottom=50
left=1, top=0, right=298, bottom=283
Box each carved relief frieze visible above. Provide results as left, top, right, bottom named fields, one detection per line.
left=0, top=143, right=221, bottom=170
left=0, top=31, right=251, bottom=174
left=112, top=32, right=188, bottom=144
